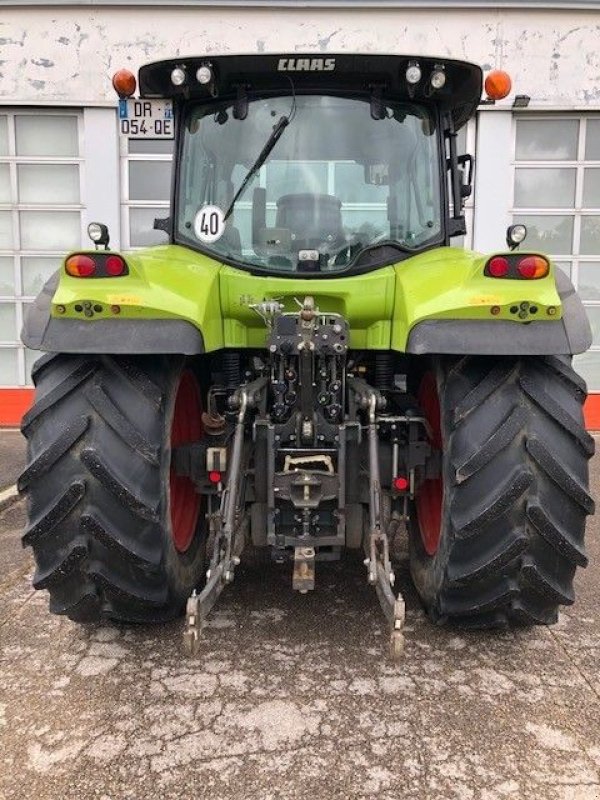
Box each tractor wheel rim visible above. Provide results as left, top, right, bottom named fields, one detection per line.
left=169, top=370, right=203, bottom=553
left=416, top=371, right=444, bottom=556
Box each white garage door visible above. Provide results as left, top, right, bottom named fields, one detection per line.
left=0, top=109, right=83, bottom=387
left=512, top=115, right=600, bottom=388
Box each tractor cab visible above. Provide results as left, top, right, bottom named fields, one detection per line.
left=122, top=54, right=480, bottom=275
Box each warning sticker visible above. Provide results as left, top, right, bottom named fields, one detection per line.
left=469, top=296, right=503, bottom=306
left=107, top=294, right=142, bottom=306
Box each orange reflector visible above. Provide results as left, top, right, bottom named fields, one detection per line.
left=65, top=254, right=96, bottom=277
left=484, top=70, right=512, bottom=101
left=517, top=255, right=549, bottom=279
left=112, top=69, right=137, bottom=99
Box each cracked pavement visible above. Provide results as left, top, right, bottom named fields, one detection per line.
left=0, top=446, right=599, bottom=799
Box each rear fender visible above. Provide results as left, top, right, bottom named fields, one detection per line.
left=22, top=273, right=206, bottom=354
left=21, top=245, right=224, bottom=354
left=391, top=247, right=590, bottom=356
left=407, top=270, right=591, bottom=355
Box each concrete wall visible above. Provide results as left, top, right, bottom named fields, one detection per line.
left=1, top=6, right=599, bottom=108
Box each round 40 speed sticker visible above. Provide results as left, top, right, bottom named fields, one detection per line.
left=194, top=205, right=226, bottom=244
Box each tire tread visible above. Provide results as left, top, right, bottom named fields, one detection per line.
left=87, top=381, right=159, bottom=465
left=21, top=360, right=96, bottom=433
left=21, top=354, right=205, bottom=624
left=18, top=416, right=89, bottom=491
left=410, top=355, right=593, bottom=629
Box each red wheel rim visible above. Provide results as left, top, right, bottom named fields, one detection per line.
left=169, top=370, right=203, bottom=553
left=416, top=371, right=444, bottom=556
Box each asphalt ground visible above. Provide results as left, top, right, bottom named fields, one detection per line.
left=0, top=433, right=599, bottom=800
left=0, top=430, right=25, bottom=492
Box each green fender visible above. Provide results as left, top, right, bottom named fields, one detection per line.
left=393, top=247, right=591, bottom=355
left=22, top=244, right=591, bottom=357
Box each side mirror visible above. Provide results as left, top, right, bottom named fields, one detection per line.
left=87, top=222, right=110, bottom=250
left=457, top=154, right=473, bottom=199
left=153, top=217, right=171, bottom=234
left=506, top=223, right=527, bottom=251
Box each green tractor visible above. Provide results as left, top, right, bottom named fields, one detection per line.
left=20, top=54, right=595, bottom=657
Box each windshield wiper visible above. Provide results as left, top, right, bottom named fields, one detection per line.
left=224, top=115, right=290, bottom=221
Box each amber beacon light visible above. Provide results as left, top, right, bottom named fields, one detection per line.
left=112, top=69, right=137, bottom=99
left=484, top=70, right=512, bottom=101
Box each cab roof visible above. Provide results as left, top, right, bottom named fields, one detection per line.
left=138, top=53, right=483, bottom=130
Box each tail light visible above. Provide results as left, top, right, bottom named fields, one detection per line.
left=65, top=254, right=96, bottom=277
left=488, top=257, right=509, bottom=277
left=484, top=253, right=550, bottom=280
left=64, top=252, right=129, bottom=279
left=105, top=255, right=127, bottom=276
left=393, top=476, right=409, bottom=492
left=517, top=256, right=549, bottom=279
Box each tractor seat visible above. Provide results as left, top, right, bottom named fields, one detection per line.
left=275, top=193, right=345, bottom=252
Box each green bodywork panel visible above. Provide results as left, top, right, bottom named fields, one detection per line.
left=51, top=244, right=563, bottom=352
left=53, top=246, right=225, bottom=350
left=390, top=247, right=562, bottom=349
left=218, top=265, right=396, bottom=349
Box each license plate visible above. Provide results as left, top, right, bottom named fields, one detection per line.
left=118, top=99, right=174, bottom=139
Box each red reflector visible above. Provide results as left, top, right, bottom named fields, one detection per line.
left=393, top=476, right=409, bottom=491
left=65, top=254, right=96, bottom=277
left=208, top=470, right=222, bottom=484
left=517, top=256, right=549, bottom=279
left=488, top=256, right=509, bottom=277
left=106, top=255, right=126, bottom=276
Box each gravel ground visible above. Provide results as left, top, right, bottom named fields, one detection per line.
left=0, top=444, right=598, bottom=800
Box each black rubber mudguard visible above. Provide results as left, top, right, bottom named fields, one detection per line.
left=21, top=273, right=205, bottom=355
left=407, top=271, right=591, bottom=356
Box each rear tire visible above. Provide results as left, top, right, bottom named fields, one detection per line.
left=20, top=353, right=207, bottom=623
left=409, top=355, right=595, bottom=627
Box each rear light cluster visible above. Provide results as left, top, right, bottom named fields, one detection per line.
left=65, top=253, right=128, bottom=279
left=484, top=254, right=549, bottom=280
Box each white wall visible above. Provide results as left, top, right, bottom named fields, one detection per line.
left=1, top=6, right=600, bottom=108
